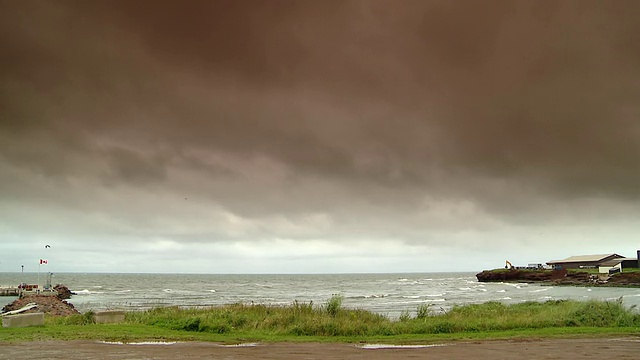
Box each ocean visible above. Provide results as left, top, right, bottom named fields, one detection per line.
left=2, top=272, right=640, bottom=319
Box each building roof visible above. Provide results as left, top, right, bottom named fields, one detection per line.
left=600, top=258, right=637, bottom=267
left=547, top=254, right=624, bottom=265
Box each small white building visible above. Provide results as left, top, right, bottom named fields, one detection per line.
left=598, top=258, right=637, bottom=274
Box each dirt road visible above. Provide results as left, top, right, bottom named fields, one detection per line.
left=1, top=338, right=639, bottom=360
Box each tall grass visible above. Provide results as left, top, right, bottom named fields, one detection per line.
left=121, top=298, right=640, bottom=337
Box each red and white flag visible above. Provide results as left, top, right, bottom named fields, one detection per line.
left=40, top=259, right=48, bottom=265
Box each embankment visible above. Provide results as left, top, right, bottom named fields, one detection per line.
left=475, top=269, right=640, bottom=286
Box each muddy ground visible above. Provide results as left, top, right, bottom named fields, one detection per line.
left=1, top=338, right=639, bottom=360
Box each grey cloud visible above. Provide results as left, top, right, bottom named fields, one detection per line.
left=2, top=0, right=640, bottom=258
left=103, top=147, right=168, bottom=185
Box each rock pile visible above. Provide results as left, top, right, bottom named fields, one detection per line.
left=605, top=272, right=640, bottom=286
left=2, top=295, right=80, bottom=316
left=54, top=284, right=75, bottom=300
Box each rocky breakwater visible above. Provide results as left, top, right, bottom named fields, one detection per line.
left=2, top=284, right=79, bottom=316
left=604, top=272, right=640, bottom=286
left=476, top=269, right=640, bottom=287
left=476, top=269, right=555, bottom=282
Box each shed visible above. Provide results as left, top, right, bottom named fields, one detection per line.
left=599, top=257, right=639, bottom=273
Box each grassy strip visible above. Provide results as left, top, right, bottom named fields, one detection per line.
left=2, top=324, right=639, bottom=344
left=2, top=297, right=639, bottom=343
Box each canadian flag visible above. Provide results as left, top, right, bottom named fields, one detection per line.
left=40, top=259, right=48, bottom=265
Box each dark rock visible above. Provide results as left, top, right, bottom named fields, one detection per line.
left=54, top=284, right=75, bottom=300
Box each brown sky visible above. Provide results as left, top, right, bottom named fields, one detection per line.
left=1, top=0, right=639, bottom=273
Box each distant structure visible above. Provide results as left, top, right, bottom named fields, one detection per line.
left=546, top=254, right=625, bottom=270
left=598, top=257, right=639, bottom=274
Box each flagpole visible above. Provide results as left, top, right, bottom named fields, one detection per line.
left=38, top=260, right=41, bottom=288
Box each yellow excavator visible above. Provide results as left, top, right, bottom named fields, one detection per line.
left=505, top=260, right=514, bottom=269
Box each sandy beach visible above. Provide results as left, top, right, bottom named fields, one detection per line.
left=2, top=338, right=640, bottom=360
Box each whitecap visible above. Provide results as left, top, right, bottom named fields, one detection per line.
left=364, top=294, right=387, bottom=298
left=254, top=283, right=273, bottom=288
left=207, top=290, right=217, bottom=293
left=496, top=290, right=506, bottom=293
left=530, top=288, right=549, bottom=293
left=75, top=289, right=104, bottom=295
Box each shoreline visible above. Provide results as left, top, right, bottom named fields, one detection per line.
left=476, top=269, right=640, bottom=287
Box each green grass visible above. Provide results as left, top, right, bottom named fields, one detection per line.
left=2, top=296, right=640, bottom=344
left=568, top=268, right=599, bottom=275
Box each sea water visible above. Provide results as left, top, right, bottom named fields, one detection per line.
left=2, top=272, right=640, bottom=319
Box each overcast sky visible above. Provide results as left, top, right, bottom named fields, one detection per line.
left=1, top=1, right=639, bottom=274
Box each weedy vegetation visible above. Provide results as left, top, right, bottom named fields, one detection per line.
left=2, top=296, right=639, bottom=343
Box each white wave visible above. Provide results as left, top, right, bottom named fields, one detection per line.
left=403, top=295, right=421, bottom=299
left=425, top=293, right=445, bottom=297
left=163, top=289, right=172, bottom=292
left=254, top=283, right=273, bottom=288
left=530, top=288, right=549, bottom=293
left=207, top=290, right=217, bottom=293
left=398, top=280, right=419, bottom=285
left=364, top=294, right=387, bottom=298
left=505, top=283, right=525, bottom=288
left=587, top=289, right=592, bottom=291
left=539, top=296, right=552, bottom=300
left=362, top=344, right=447, bottom=349
left=501, top=297, right=512, bottom=300
left=114, top=290, right=132, bottom=294
left=478, top=288, right=487, bottom=292
left=429, top=298, right=446, bottom=302
left=458, top=287, right=471, bottom=291
left=75, top=289, right=104, bottom=295
left=496, top=290, right=506, bottom=293
left=398, top=278, right=409, bottom=282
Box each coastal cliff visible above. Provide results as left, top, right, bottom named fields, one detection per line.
left=476, top=269, right=640, bottom=287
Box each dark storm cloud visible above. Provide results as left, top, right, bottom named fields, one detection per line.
left=104, top=147, right=168, bottom=185
left=2, top=0, right=640, bottom=222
